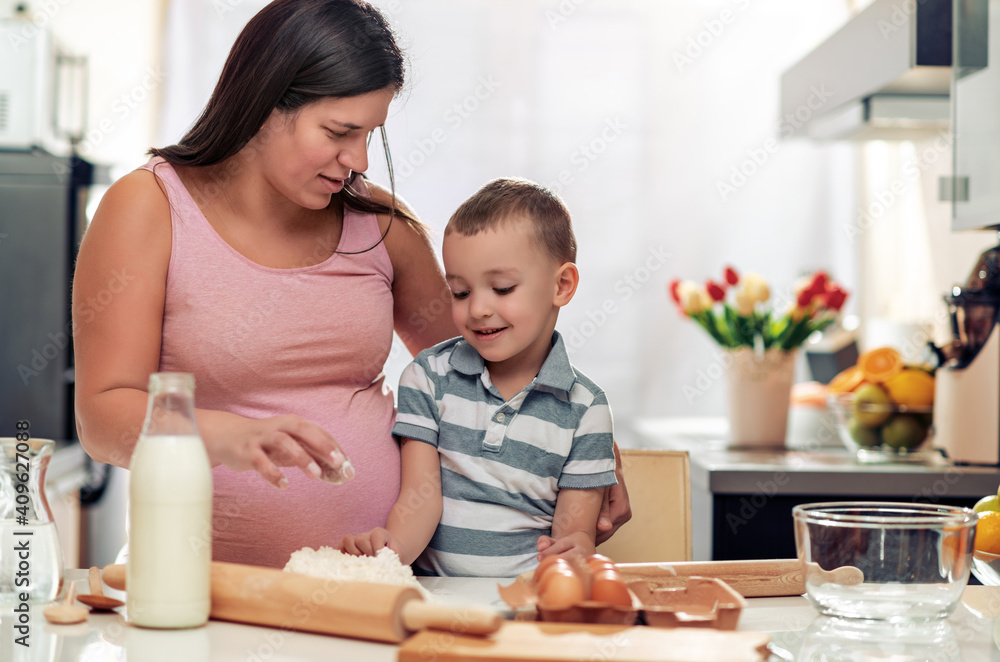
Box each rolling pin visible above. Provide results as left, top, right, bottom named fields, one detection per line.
left=102, top=562, right=501, bottom=643
left=615, top=559, right=805, bottom=597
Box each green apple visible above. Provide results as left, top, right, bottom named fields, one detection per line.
left=881, top=415, right=927, bottom=451
left=847, top=417, right=881, bottom=447
left=975, top=494, right=1000, bottom=514
left=852, top=383, right=892, bottom=427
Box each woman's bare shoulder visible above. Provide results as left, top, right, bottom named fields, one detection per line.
left=80, top=166, right=172, bottom=265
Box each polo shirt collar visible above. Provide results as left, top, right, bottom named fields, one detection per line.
left=449, top=331, right=577, bottom=394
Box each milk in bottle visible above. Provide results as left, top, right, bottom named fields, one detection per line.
left=127, top=372, right=212, bottom=628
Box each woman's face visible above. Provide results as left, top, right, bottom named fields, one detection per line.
left=256, top=87, right=395, bottom=210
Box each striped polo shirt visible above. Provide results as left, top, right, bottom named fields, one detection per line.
left=392, top=331, right=616, bottom=577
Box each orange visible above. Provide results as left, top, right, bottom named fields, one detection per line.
left=828, top=366, right=866, bottom=394
left=942, top=525, right=971, bottom=566
left=975, top=511, right=1000, bottom=555
left=883, top=368, right=935, bottom=408
left=858, top=347, right=904, bottom=384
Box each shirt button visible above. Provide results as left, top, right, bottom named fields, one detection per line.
left=497, top=413, right=506, bottom=423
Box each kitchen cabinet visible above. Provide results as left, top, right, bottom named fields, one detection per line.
left=631, top=418, right=1000, bottom=562
left=951, top=0, right=1000, bottom=230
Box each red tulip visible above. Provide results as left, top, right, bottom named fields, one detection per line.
left=809, top=271, right=830, bottom=294
left=723, top=266, right=739, bottom=286
left=796, top=287, right=816, bottom=308
left=706, top=279, right=726, bottom=302
left=668, top=279, right=682, bottom=304
left=824, top=286, right=848, bottom=312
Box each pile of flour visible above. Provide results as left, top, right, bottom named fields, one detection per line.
left=283, top=546, right=431, bottom=600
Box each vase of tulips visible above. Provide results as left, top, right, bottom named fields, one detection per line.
left=669, top=266, right=849, bottom=447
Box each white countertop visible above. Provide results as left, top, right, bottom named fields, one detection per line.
left=3, top=570, right=1000, bottom=660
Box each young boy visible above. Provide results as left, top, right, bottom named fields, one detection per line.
left=340, top=178, right=616, bottom=577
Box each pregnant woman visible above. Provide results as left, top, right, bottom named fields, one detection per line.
left=72, top=0, right=630, bottom=568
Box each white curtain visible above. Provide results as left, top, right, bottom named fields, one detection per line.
left=159, top=0, right=856, bottom=442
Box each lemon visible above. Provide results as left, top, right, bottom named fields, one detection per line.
left=976, top=495, right=1000, bottom=514
left=883, top=368, right=935, bottom=408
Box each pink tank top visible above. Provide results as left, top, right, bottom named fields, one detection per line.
left=141, top=157, right=399, bottom=568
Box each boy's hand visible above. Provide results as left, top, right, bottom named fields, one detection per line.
left=339, top=528, right=402, bottom=557
left=536, top=532, right=596, bottom=561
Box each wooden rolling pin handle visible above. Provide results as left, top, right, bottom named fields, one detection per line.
left=400, top=600, right=502, bottom=636
left=102, top=564, right=126, bottom=591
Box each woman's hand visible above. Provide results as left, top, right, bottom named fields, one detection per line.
left=203, top=412, right=353, bottom=490
left=595, top=442, right=632, bottom=545
left=340, top=528, right=401, bottom=558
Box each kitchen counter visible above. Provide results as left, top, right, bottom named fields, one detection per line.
left=3, top=570, right=1000, bottom=660
left=631, top=417, right=1000, bottom=561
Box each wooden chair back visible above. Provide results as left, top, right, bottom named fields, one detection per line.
left=596, top=449, right=691, bottom=563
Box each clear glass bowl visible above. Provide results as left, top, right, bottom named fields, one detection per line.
left=793, top=502, right=977, bottom=623
left=799, top=616, right=960, bottom=662
left=827, top=392, right=935, bottom=463
left=971, top=550, right=1000, bottom=586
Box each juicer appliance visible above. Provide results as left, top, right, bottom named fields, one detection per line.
left=932, top=240, right=1000, bottom=464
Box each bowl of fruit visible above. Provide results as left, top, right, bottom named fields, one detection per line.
left=827, top=347, right=937, bottom=463
left=971, top=494, right=1000, bottom=586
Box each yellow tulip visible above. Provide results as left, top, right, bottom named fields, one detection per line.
left=677, top=280, right=712, bottom=315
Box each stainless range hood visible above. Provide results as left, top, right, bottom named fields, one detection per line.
left=780, top=0, right=957, bottom=141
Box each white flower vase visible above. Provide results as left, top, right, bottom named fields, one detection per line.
left=725, top=347, right=796, bottom=447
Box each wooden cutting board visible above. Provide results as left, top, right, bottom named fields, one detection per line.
left=397, top=622, right=771, bottom=662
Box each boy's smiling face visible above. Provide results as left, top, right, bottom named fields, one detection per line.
left=443, top=217, right=571, bottom=376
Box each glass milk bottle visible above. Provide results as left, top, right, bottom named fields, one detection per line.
left=128, top=372, right=212, bottom=628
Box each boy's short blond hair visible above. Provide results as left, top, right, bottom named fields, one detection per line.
left=445, top=177, right=577, bottom=264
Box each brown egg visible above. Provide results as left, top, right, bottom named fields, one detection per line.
left=585, top=553, right=615, bottom=568
left=533, top=556, right=571, bottom=584
left=538, top=568, right=586, bottom=609
left=590, top=568, right=632, bottom=607
left=586, top=561, right=617, bottom=576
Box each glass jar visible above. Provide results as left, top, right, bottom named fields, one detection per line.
left=0, top=436, right=64, bottom=605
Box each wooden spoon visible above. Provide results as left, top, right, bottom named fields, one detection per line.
left=43, top=582, right=88, bottom=625
left=76, top=566, right=125, bottom=611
